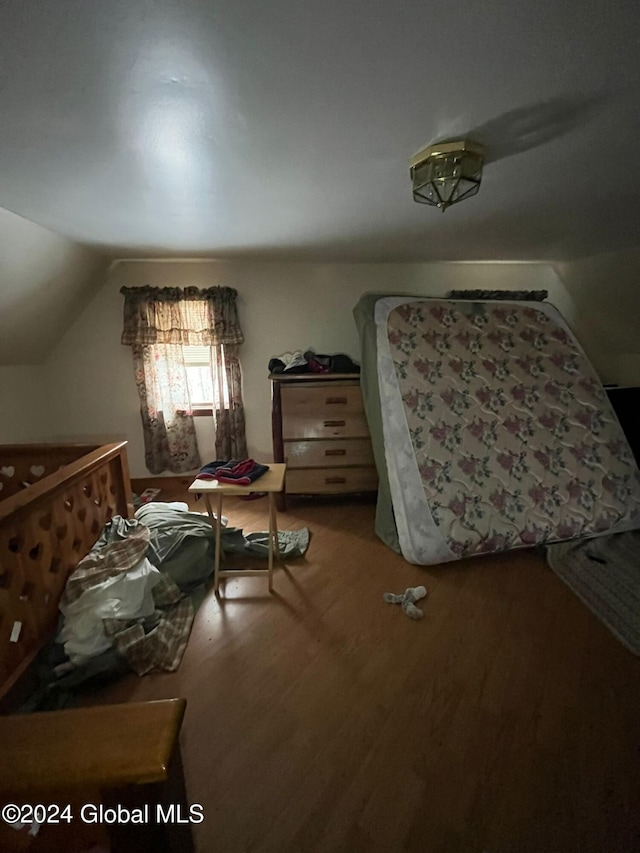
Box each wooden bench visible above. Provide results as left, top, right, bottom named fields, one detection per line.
left=0, top=698, right=193, bottom=852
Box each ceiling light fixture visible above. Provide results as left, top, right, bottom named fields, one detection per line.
left=409, top=139, right=485, bottom=211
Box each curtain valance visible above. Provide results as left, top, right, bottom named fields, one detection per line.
left=120, top=286, right=244, bottom=346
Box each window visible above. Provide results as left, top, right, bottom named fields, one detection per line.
left=121, top=284, right=247, bottom=470
left=183, top=345, right=229, bottom=413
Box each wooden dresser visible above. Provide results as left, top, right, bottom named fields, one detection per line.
left=270, top=373, right=378, bottom=505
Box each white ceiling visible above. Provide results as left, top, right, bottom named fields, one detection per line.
left=1, top=0, right=640, bottom=262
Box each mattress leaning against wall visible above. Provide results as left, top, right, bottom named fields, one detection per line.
left=353, top=294, right=640, bottom=565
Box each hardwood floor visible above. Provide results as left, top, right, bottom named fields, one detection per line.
left=85, top=479, right=640, bottom=853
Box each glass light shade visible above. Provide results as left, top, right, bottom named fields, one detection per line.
left=410, top=141, right=485, bottom=211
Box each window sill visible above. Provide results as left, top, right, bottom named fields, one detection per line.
left=176, top=408, right=213, bottom=417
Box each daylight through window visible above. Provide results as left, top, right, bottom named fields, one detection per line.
left=183, top=345, right=229, bottom=408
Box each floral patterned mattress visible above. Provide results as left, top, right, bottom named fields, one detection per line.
left=374, top=297, right=640, bottom=564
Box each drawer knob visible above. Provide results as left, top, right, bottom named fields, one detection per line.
left=323, top=420, right=346, bottom=427
left=325, top=448, right=346, bottom=456
left=325, top=476, right=347, bottom=484
left=326, top=396, right=347, bottom=404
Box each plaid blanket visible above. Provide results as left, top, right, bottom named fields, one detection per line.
left=62, top=524, right=151, bottom=605
left=61, top=523, right=194, bottom=675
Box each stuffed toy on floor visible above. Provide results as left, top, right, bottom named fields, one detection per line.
left=383, top=586, right=428, bottom=620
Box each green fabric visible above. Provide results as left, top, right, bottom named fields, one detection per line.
left=105, top=507, right=310, bottom=604
left=244, top=527, right=310, bottom=558
left=352, top=292, right=426, bottom=554
left=353, top=293, right=399, bottom=553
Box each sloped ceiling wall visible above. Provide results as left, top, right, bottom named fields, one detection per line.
left=555, top=248, right=640, bottom=385
left=0, top=366, right=49, bottom=442
left=0, top=206, right=108, bottom=364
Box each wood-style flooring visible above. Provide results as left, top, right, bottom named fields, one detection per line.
left=83, top=478, right=640, bottom=853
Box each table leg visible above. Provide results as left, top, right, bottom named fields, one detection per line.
left=270, top=494, right=281, bottom=561
left=268, top=492, right=277, bottom=592
left=214, top=493, right=223, bottom=593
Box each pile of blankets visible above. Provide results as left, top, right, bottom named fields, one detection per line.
left=59, top=521, right=191, bottom=676
left=43, top=504, right=310, bottom=698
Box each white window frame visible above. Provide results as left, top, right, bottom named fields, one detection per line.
left=183, top=345, right=228, bottom=412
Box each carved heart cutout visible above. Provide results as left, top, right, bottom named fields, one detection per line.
left=30, top=465, right=45, bottom=478
left=63, top=497, right=74, bottom=512
left=77, top=507, right=87, bottom=522
left=8, top=536, right=23, bottom=554
left=56, top=524, right=68, bottom=540
left=39, top=513, right=53, bottom=531
left=1, top=466, right=15, bottom=477
left=20, top=580, right=34, bottom=600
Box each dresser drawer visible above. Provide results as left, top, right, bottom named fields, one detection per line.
left=287, top=466, right=378, bottom=495
left=281, top=383, right=364, bottom=417
left=282, top=411, right=369, bottom=440
left=284, top=439, right=374, bottom=469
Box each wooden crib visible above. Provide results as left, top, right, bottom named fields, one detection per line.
left=0, top=442, right=134, bottom=707
left=0, top=443, right=195, bottom=852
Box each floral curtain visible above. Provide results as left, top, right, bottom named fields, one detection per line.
left=121, top=286, right=244, bottom=345
left=213, top=343, right=247, bottom=460
left=131, top=344, right=201, bottom=475
left=121, top=286, right=247, bottom=473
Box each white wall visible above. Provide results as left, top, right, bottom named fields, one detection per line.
left=0, top=206, right=108, bottom=364
left=555, top=247, right=640, bottom=386
left=0, top=205, right=108, bottom=448
left=0, top=366, right=50, bottom=442
left=44, top=259, right=576, bottom=477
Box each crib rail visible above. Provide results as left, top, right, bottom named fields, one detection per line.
left=0, top=442, right=133, bottom=704
left=0, top=444, right=99, bottom=500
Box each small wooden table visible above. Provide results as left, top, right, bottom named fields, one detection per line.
left=188, top=463, right=286, bottom=593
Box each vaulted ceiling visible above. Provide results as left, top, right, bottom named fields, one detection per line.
left=1, top=0, right=640, bottom=262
